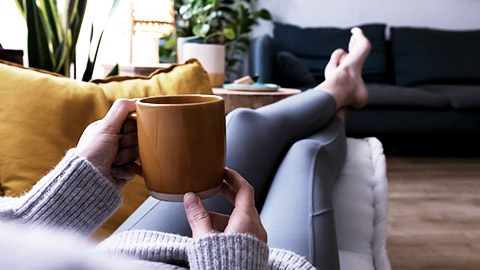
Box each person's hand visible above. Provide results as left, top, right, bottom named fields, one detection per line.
left=76, top=98, right=138, bottom=189
left=183, top=168, right=268, bottom=243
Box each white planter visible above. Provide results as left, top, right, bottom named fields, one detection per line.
left=182, top=43, right=225, bottom=87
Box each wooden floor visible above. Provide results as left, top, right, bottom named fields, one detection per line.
left=92, top=155, right=480, bottom=270
left=386, top=156, right=480, bottom=270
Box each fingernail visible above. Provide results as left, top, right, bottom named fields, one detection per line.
left=184, top=192, right=198, bottom=210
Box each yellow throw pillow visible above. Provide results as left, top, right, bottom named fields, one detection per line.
left=92, top=58, right=213, bottom=104
left=0, top=58, right=213, bottom=197
left=0, top=61, right=111, bottom=196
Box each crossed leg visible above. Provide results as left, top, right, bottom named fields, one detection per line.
left=115, top=28, right=371, bottom=269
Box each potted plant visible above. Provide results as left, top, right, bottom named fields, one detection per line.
left=14, top=0, right=119, bottom=80
left=175, top=0, right=271, bottom=86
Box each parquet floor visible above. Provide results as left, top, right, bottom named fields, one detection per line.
left=386, top=156, right=480, bottom=270
left=92, top=156, right=480, bottom=270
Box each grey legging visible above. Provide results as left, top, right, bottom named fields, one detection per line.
left=115, top=89, right=346, bottom=269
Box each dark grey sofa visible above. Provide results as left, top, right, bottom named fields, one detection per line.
left=250, top=23, right=480, bottom=154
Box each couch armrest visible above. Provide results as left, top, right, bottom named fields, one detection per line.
left=249, top=35, right=276, bottom=83
left=333, top=137, right=391, bottom=270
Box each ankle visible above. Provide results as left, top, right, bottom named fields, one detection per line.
left=314, top=80, right=347, bottom=109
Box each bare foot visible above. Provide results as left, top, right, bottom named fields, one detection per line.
left=315, top=27, right=371, bottom=109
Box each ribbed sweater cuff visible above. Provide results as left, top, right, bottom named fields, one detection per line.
left=14, top=149, right=122, bottom=235
left=188, top=233, right=269, bottom=270
left=268, top=249, right=315, bottom=270
left=97, top=230, right=190, bottom=266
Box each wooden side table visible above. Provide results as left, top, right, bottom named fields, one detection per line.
left=212, top=88, right=301, bottom=114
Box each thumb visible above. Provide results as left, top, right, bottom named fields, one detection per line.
left=183, top=192, right=212, bottom=239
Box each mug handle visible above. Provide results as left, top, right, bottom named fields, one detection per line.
left=123, top=112, right=143, bottom=176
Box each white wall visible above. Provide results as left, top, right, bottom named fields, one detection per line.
left=254, top=0, right=480, bottom=37
left=2, top=0, right=480, bottom=79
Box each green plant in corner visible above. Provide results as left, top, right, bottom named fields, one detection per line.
left=15, top=0, right=119, bottom=80
left=223, top=2, right=271, bottom=81
left=178, top=0, right=236, bottom=44
left=177, top=0, right=271, bottom=80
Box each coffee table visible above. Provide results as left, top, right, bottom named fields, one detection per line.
left=212, top=87, right=301, bottom=114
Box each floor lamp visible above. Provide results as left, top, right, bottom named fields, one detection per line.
left=129, top=0, right=175, bottom=64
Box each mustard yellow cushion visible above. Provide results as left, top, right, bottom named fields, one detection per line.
left=0, top=61, right=111, bottom=196
left=92, top=58, right=213, bottom=104
left=0, top=58, right=213, bottom=196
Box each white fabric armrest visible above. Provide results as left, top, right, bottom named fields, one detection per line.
left=333, top=137, right=391, bottom=270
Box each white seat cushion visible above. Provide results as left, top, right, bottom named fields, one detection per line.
left=333, top=138, right=391, bottom=270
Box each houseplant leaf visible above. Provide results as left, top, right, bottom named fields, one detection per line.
left=193, top=24, right=210, bottom=38
left=223, top=28, right=235, bottom=40
left=81, top=0, right=119, bottom=81
left=164, top=36, right=177, bottom=49
left=106, top=63, right=119, bottom=77
left=24, top=0, right=55, bottom=72
left=254, top=9, right=272, bottom=20
left=82, top=24, right=95, bottom=81
left=14, top=0, right=26, bottom=19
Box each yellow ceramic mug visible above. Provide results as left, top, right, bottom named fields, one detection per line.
left=130, top=95, right=226, bottom=202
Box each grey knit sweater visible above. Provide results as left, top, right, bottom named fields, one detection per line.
left=0, top=150, right=315, bottom=270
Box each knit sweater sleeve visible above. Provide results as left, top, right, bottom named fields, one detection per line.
left=0, top=149, right=122, bottom=235
left=98, top=230, right=315, bottom=270
left=188, top=234, right=316, bottom=270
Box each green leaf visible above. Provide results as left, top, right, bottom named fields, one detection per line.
left=82, top=59, right=94, bottom=81
left=255, top=9, right=272, bottom=20
left=203, top=4, right=213, bottom=11
left=81, top=0, right=119, bottom=80
left=193, top=24, right=210, bottom=37
left=14, top=0, right=26, bottom=19
left=223, top=28, right=235, bottom=40
left=25, top=0, right=55, bottom=73
left=82, top=27, right=105, bottom=81
left=41, top=0, right=61, bottom=47
left=164, top=36, right=177, bottom=49
left=106, top=63, right=119, bottom=77
left=69, top=0, right=87, bottom=61
left=179, top=4, right=191, bottom=15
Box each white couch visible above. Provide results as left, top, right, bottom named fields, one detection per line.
left=334, top=138, right=391, bottom=270
left=116, top=137, right=391, bottom=269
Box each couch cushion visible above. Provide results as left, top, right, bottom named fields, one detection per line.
left=273, top=23, right=388, bottom=83
left=0, top=59, right=212, bottom=196
left=391, top=27, right=480, bottom=86
left=276, top=51, right=318, bottom=89
left=366, top=83, right=450, bottom=109
left=91, top=59, right=212, bottom=104
left=416, top=84, right=480, bottom=111
left=0, top=61, right=110, bottom=196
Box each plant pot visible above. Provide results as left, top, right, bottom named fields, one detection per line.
left=182, top=43, right=225, bottom=88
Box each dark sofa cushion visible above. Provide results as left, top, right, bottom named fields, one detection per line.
left=276, top=51, right=318, bottom=89
left=365, top=83, right=450, bottom=109
left=391, top=27, right=480, bottom=86
left=416, top=84, right=480, bottom=111
left=273, top=23, right=388, bottom=83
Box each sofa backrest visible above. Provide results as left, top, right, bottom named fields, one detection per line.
left=390, top=27, right=480, bottom=86
left=273, top=23, right=388, bottom=84
left=259, top=23, right=480, bottom=88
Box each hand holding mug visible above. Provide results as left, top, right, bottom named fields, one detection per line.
left=76, top=99, right=139, bottom=189
left=184, top=168, right=268, bottom=243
